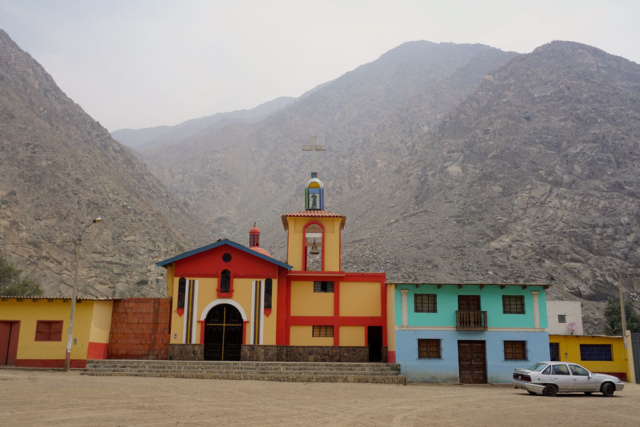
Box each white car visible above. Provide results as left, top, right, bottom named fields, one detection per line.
left=513, top=361, right=624, bottom=397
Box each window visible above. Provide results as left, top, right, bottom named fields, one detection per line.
left=502, top=295, right=525, bottom=314
left=504, top=341, right=527, bottom=360
left=264, top=279, right=273, bottom=309
left=222, top=253, right=232, bottom=263
left=35, top=321, right=63, bottom=341
left=177, top=277, right=186, bottom=309
left=312, top=325, right=333, bottom=337
left=549, top=343, right=560, bottom=361
left=221, top=270, right=231, bottom=293
left=569, top=365, right=590, bottom=376
left=414, top=294, right=437, bottom=313
left=314, top=281, right=334, bottom=293
left=418, top=339, right=441, bottom=359
left=558, top=314, right=566, bottom=323
left=552, top=364, right=570, bottom=375
left=542, top=366, right=551, bottom=375
left=580, top=344, right=612, bottom=361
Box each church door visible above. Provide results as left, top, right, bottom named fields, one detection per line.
left=204, top=304, right=243, bottom=361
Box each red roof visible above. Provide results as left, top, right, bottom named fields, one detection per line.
left=281, top=210, right=346, bottom=230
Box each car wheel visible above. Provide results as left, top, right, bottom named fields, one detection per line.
left=601, top=382, right=615, bottom=397
left=584, top=392, right=592, bottom=396
left=543, top=385, right=558, bottom=397
left=527, top=391, right=537, bottom=395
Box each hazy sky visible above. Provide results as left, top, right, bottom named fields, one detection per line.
left=1, top=0, right=639, bottom=131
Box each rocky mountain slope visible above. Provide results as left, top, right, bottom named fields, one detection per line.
left=112, top=96, right=296, bottom=151
left=134, top=40, right=640, bottom=332
left=0, top=30, right=212, bottom=297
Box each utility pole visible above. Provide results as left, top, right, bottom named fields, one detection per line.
left=619, top=268, right=628, bottom=349
left=64, top=218, right=101, bottom=371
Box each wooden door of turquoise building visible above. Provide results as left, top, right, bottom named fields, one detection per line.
left=458, top=341, right=486, bottom=384
left=204, top=305, right=243, bottom=361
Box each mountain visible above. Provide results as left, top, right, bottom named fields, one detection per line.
left=137, top=40, right=640, bottom=332
left=358, top=41, right=640, bottom=331
left=111, top=96, right=296, bottom=151
left=0, top=29, right=212, bottom=297
left=140, top=42, right=517, bottom=243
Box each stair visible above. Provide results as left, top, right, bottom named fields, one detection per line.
left=82, top=360, right=406, bottom=384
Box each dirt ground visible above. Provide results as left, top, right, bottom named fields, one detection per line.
left=0, top=369, right=639, bottom=426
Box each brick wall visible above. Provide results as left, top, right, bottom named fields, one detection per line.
left=107, top=298, right=171, bottom=360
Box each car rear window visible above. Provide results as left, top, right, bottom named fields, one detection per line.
left=526, top=363, right=548, bottom=372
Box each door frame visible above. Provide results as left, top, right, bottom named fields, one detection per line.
left=367, top=326, right=383, bottom=362
left=204, top=303, right=244, bottom=361
left=0, top=320, right=21, bottom=366
left=457, top=339, right=487, bottom=384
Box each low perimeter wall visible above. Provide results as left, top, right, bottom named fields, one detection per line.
left=108, top=298, right=171, bottom=360
left=168, top=345, right=387, bottom=363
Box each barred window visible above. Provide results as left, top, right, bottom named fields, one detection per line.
left=418, top=339, right=441, bottom=359
left=502, top=295, right=525, bottom=314
left=558, top=315, right=566, bottom=323
left=580, top=344, right=612, bottom=361
left=414, top=294, right=437, bottom=313
left=177, top=277, right=186, bottom=309
left=312, top=325, right=334, bottom=337
left=314, top=281, right=334, bottom=293
left=264, top=278, right=273, bottom=309
left=504, top=341, right=527, bottom=360
left=35, top=320, right=63, bottom=342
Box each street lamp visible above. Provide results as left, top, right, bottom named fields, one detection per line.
left=64, top=217, right=101, bottom=371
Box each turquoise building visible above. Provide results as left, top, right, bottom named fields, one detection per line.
left=393, top=283, right=551, bottom=383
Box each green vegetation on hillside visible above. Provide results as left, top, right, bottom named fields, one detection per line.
left=0, top=253, right=43, bottom=296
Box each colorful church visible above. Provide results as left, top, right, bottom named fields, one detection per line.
left=157, top=141, right=394, bottom=363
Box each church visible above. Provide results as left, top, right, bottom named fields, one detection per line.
left=157, top=139, right=395, bottom=363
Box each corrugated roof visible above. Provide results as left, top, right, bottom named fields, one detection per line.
left=391, top=282, right=552, bottom=288
left=281, top=210, right=346, bottom=230
left=156, top=239, right=292, bottom=269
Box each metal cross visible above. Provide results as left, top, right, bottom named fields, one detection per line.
left=302, top=136, right=326, bottom=173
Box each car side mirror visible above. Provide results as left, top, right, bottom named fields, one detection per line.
left=588, top=374, right=592, bottom=379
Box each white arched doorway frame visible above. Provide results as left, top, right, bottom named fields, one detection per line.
left=199, top=298, right=248, bottom=322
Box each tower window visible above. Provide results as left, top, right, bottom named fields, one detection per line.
left=221, top=270, right=231, bottom=293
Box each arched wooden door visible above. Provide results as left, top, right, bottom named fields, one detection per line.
left=204, top=304, right=243, bottom=361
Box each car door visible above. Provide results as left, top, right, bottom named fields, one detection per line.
left=551, top=363, right=573, bottom=391
left=569, top=364, right=597, bottom=391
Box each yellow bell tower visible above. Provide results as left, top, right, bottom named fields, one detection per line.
left=281, top=137, right=345, bottom=272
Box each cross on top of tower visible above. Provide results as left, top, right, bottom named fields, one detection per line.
left=302, top=136, right=326, bottom=176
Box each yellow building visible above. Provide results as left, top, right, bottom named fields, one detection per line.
left=0, top=297, right=113, bottom=368
left=550, top=334, right=635, bottom=381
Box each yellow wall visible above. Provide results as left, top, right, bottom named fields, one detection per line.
left=387, top=285, right=395, bottom=353
left=286, top=217, right=342, bottom=271
left=550, top=335, right=629, bottom=377
left=290, top=281, right=333, bottom=316
left=290, top=325, right=333, bottom=346
left=165, top=264, right=175, bottom=297
left=263, top=278, right=277, bottom=345
left=89, top=301, right=113, bottom=344
left=339, top=282, right=381, bottom=316
left=170, top=275, right=280, bottom=345
left=0, top=299, right=107, bottom=360
left=339, top=326, right=365, bottom=346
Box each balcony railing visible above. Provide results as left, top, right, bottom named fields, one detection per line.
left=456, top=311, right=487, bottom=331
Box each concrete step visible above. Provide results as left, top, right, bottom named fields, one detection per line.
left=84, top=368, right=400, bottom=376
left=83, top=360, right=405, bottom=384
left=85, top=364, right=398, bottom=373
left=81, top=371, right=406, bottom=384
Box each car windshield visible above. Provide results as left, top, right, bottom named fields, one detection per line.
left=526, top=362, right=548, bottom=372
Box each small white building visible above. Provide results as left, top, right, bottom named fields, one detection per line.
left=546, top=301, right=583, bottom=335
